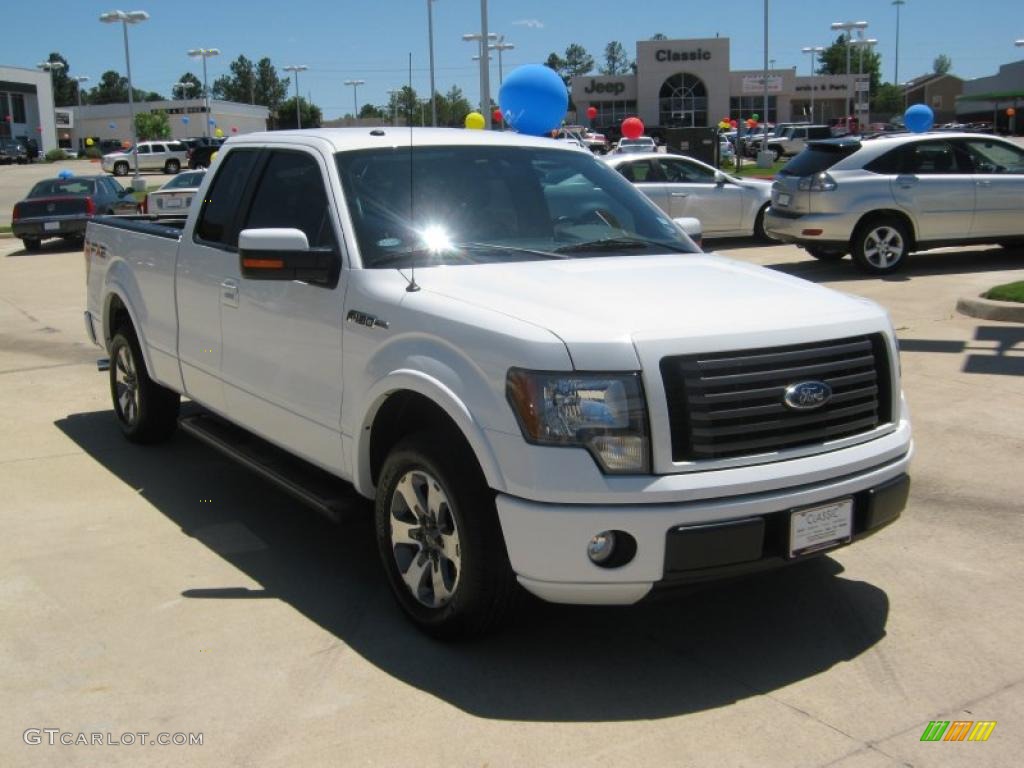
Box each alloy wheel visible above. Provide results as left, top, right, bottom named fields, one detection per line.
left=114, top=343, right=140, bottom=426
left=863, top=226, right=905, bottom=269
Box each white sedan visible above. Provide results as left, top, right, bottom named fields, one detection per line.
left=604, top=152, right=773, bottom=239
left=142, top=170, right=206, bottom=214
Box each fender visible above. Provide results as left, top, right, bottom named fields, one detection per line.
left=352, top=369, right=509, bottom=499
left=101, top=280, right=158, bottom=377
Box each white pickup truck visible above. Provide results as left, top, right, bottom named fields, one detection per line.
left=84, top=128, right=912, bottom=638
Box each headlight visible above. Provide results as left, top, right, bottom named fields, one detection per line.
left=506, top=369, right=650, bottom=474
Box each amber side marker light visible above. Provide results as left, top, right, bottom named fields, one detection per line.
left=242, top=258, right=284, bottom=269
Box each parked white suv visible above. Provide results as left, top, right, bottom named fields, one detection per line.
left=101, top=140, right=189, bottom=176
left=765, top=133, right=1024, bottom=274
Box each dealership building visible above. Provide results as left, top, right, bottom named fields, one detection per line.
left=571, top=37, right=864, bottom=133
left=0, top=65, right=58, bottom=153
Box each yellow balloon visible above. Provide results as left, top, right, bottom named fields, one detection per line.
left=214, top=127, right=224, bottom=138
left=85, top=137, right=94, bottom=146
left=464, top=112, right=485, bottom=130
left=209, top=151, right=218, bottom=164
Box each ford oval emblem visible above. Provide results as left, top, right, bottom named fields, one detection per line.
left=783, top=381, right=833, bottom=411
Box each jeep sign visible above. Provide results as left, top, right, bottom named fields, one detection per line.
left=584, top=80, right=627, bottom=95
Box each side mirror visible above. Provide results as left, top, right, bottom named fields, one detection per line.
left=714, top=171, right=727, bottom=186
left=673, top=217, right=703, bottom=249
left=238, top=228, right=338, bottom=286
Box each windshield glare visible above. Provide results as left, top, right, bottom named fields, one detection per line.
left=335, top=145, right=698, bottom=267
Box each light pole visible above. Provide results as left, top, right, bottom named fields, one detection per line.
left=386, top=89, right=398, bottom=125
left=1016, top=39, right=1024, bottom=47
left=831, top=21, right=869, bottom=119
left=463, top=10, right=497, bottom=129
left=187, top=48, right=220, bottom=138
left=427, top=0, right=438, bottom=126
left=73, top=75, right=89, bottom=109
left=283, top=65, right=308, bottom=129
left=174, top=81, right=196, bottom=137
left=892, top=1, right=906, bottom=86
left=759, top=0, right=770, bottom=168
left=36, top=60, right=64, bottom=153
left=854, top=37, right=878, bottom=122
left=491, top=37, right=515, bottom=86
left=801, top=46, right=824, bottom=122
left=100, top=10, right=148, bottom=188
left=344, top=79, right=365, bottom=122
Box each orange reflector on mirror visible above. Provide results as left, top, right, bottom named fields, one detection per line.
left=242, top=258, right=285, bottom=269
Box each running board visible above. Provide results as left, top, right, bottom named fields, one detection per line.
left=178, top=411, right=367, bottom=522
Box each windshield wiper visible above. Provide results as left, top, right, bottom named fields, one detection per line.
left=553, top=236, right=691, bottom=254
left=370, top=241, right=567, bottom=267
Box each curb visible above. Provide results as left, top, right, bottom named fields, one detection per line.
left=956, top=294, right=1024, bottom=323
left=0, top=232, right=13, bottom=240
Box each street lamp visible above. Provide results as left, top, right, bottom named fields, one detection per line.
left=1016, top=39, right=1024, bottom=47
left=100, top=10, right=149, bottom=189
left=36, top=60, right=64, bottom=153
left=801, top=46, right=824, bottom=122
left=491, top=37, right=515, bottom=86
left=174, top=81, right=196, bottom=137
left=344, top=79, right=365, bottom=122
left=853, top=37, right=878, bottom=121
left=73, top=75, right=89, bottom=109
left=463, top=12, right=498, bottom=129
left=427, top=0, right=438, bottom=126
left=283, top=65, right=308, bottom=129
left=831, top=21, right=869, bottom=118
left=892, top=1, right=906, bottom=86
left=187, top=48, right=220, bottom=138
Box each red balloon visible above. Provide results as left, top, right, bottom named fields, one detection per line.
left=36, top=125, right=43, bottom=132
left=231, top=126, right=238, bottom=133
left=729, top=119, right=738, bottom=128
left=493, top=109, right=503, bottom=123
left=621, top=116, right=644, bottom=140
left=586, top=106, right=598, bottom=120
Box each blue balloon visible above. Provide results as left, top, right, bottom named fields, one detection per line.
left=498, top=64, right=568, bottom=136
left=904, top=104, right=934, bottom=134
left=57, top=169, right=74, bottom=179
left=208, top=118, right=216, bottom=126
left=108, top=122, right=116, bottom=130
left=181, top=116, right=190, bottom=125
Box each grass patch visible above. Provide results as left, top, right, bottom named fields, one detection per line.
left=728, top=160, right=786, bottom=179
left=985, top=281, right=1024, bottom=303
left=0, top=224, right=11, bottom=234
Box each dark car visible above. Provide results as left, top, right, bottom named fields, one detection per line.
left=187, top=136, right=226, bottom=169
left=0, top=137, right=29, bottom=164
left=15, top=135, right=40, bottom=160
left=11, top=175, right=138, bottom=251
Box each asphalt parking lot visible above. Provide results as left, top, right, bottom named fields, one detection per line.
left=1, top=234, right=1022, bottom=767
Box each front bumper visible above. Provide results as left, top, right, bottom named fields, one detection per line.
left=12, top=216, right=88, bottom=239
left=764, top=208, right=855, bottom=248
left=496, top=448, right=911, bottom=605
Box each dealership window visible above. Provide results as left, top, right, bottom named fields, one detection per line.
left=11, top=93, right=27, bottom=124
left=729, top=96, right=777, bottom=124
left=659, top=74, right=708, bottom=127
left=590, top=100, right=638, bottom=130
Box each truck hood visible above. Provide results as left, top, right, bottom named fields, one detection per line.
left=418, top=253, right=887, bottom=370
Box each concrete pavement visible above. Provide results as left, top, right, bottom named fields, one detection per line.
left=0, top=235, right=1022, bottom=767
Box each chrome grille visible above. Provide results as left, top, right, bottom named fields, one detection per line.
left=660, top=335, right=892, bottom=462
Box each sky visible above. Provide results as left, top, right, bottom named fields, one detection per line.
left=5, top=0, right=1023, bottom=120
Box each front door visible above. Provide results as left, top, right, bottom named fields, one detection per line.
left=615, top=159, right=669, bottom=215
left=890, top=139, right=976, bottom=242
left=961, top=138, right=1024, bottom=238
left=657, top=156, right=743, bottom=235
left=219, top=147, right=347, bottom=473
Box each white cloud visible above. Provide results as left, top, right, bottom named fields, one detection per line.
left=512, top=19, right=544, bottom=30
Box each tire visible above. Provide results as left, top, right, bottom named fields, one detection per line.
left=772, top=147, right=783, bottom=163
left=805, top=246, right=846, bottom=262
left=164, top=159, right=180, bottom=174
left=753, top=204, right=770, bottom=241
left=375, top=432, right=518, bottom=639
left=113, top=161, right=129, bottom=177
left=108, top=328, right=180, bottom=444
left=22, top=238, right=41, bottom=252
left=852, top=216, right=912, bottom=275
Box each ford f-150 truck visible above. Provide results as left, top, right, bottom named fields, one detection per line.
left=84, top=128, right=912, bottom=638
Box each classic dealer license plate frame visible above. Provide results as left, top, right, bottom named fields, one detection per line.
left=789, top=498, right=853, bottom=558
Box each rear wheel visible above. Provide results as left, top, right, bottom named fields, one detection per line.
left=113, top=161, right=129, bottom=177
left=852, top=217, right=911, bottom=275
left=108, top=328, right=180, bottom=443
left=22, top=238, right=41, bottom=252
left=375, top=432, right=518, bottom=639
left=805, top=246, right=846, bottom=262
left=164, top=159, right=180, bottom=174
left=772, top=147, right=783, bottom=163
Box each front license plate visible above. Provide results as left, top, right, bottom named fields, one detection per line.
left=789, top=499, right=853, bottom=558
left=776, top=192, right=791, bottom=206
left=44, top=221, right=61, bottom=231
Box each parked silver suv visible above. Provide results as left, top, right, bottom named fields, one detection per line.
left=765, top=133, right=1024, bottom=274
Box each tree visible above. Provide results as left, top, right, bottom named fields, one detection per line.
left=86, top=70, right=163, bottom=105
left=212, top=55, right=257, bottom=103
left=172, top=72, right=202, bottom=99
left=544, top=52, right=567, bottom=77
left=274, top=97, right=322, bottom=129
left=870, top=83, right=904, bottom=116
left=933, top=54, right=952, bottom=76
left=386, top=86, right=421, bottom=126
left=135, top=110, right=171, bottom=140
left=359, top=103, right=385, bottom=119
left=544, top=44, right=593, bottom=87
left=255, top=58, right=289, bottom=127
left=650, top=33, right=668, bottom=41
left=818, top=34, right=883, bottom=95
left=437, top=85, right=472, bottom=126
left=600, top=41, right=632, bottom=76
left=42, top=52, right=77, bottom=107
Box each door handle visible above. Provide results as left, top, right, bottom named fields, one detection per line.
left=220, top=279, right=239, bottom=308
left=671, top=192, right=690, bottom=197
left=977, top=180, right=992, bottom=187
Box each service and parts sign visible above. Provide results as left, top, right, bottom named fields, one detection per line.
left=742, top=75, right=783, bottom=94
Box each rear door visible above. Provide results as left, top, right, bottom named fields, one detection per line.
left=614, top=159, right=669, bottom=214
left=657, top=156, right=742, bottom=234
left=219, top=146, right=347, bottom=471
left=960, top=138, right=1024, bottom=238
left=890, top=139, right=975, bottom=241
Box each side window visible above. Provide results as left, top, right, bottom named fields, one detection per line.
left=151, top=144, right=166, bottom=153
left=618, top=160, right=659, bottom=183
left=963, top=139, right=1024, bottom=175
left=899, top=141, right=967, bottom=175
left=241, top=151, right=335, bottom=248
left=137, top=145, right=151, bottom=155
left=659, top=158, right=715, bottom=183
left=864, top=148, right=902, bottom=175
left=194, top=149, right=259, bottom=247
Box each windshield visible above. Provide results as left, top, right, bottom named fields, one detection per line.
left=29, top=179, right=95, bottom=197
left=162, top=171, right=206, bottom=189
left=336, top=145, right=699, bottom=268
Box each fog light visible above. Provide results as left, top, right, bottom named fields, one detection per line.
left=587, top=531, right=616, bottom=564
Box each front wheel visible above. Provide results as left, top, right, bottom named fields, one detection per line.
left=772, top=147, right=783, bottom=163
left=108, top=329, right=180, bottom=443
left=753, top=205, right=770, bottom=241
left=375, top=433, right=518, bottom=639
left=805, top=246, right=846, bottom=262
left=164, top=159, right=180, bottom=174
left=113, top=161, right=129, bottom=177
left=852, top=217, right=911, bottom=275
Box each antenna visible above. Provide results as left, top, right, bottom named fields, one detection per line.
left=406, top=51, right=420, bottom=293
